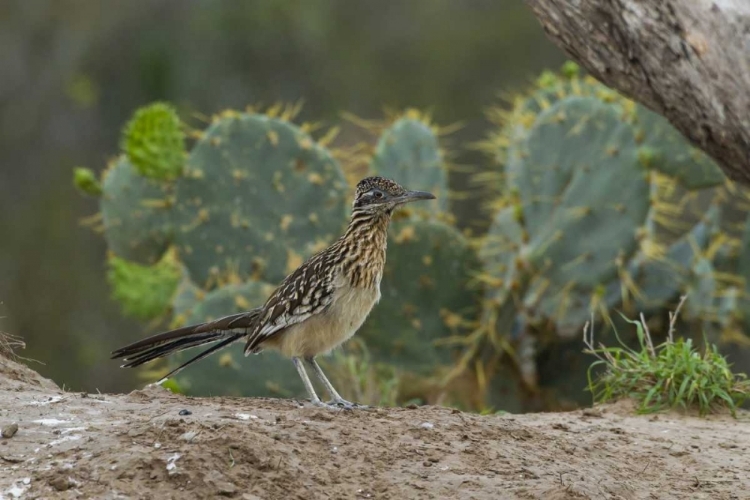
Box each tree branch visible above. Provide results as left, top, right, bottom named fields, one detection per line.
left=525, top=0, right=750, bottom=185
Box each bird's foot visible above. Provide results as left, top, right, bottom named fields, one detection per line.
left=309, top=399, right=344, bottom=411
left=326, top=398, right=369, bottom=410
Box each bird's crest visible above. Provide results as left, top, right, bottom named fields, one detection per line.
left=355, top=176, right=406, bottom=198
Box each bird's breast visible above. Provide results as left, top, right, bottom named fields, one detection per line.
left=274, top=282, right=380, bottom=358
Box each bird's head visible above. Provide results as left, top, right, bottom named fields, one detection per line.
left=352, top=176, right=435, bottom=214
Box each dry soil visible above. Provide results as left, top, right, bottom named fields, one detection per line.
left=1, top=355, right=749, bottom=500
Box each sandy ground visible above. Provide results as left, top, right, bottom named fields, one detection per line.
left=2, top=356, right=750, bottom=500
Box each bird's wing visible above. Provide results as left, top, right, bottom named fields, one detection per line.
left=243, top=248, right=340, bottom=353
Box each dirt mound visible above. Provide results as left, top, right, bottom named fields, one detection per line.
left=1, top=358, right=749, bottom=499
left=0, top=355, right=58, bottom=392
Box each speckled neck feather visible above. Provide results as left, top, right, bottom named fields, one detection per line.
left=337, top=209, right=390, bottom=288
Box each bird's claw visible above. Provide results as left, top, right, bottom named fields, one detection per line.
left=308, top=399, right=345, bottom=411
left=327, top=399, right=368, bottom=410
left=304, top=399, right=367, bottom=411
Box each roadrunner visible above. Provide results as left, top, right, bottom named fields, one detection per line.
left=111, top=176, right=435, bottom=409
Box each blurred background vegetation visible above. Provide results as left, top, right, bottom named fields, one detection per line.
left=4, top=1, right=749, bottom=413
left=0, top=0, right=561, bottom=394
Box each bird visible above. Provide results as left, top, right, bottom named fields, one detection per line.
left=111, top=176, right=436, bottom=410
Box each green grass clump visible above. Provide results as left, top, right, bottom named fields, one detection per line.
left=584, top=297, right=749, bottom=417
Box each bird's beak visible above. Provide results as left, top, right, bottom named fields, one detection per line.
left=394, top=190, right=436, bottom=204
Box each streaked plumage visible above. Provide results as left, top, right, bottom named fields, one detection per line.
left=111, top=176, right=435, bottom=409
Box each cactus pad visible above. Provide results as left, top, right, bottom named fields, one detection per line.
left=371, top=117, right=449, bottom=214
left=170, top=271, right=205, bottom=326
left=632, top=106, right=725, bottom=189
left=517, top=97, right=650, bottom=330
left=121, top=102, right=185, bottom=180
left=173, top=113, right=349, bottom=288
left=480, top=205, right=527, bottom=312
left=100, top=156, right=174, bottom=264
left=627, top=208, right=717, bottom=312
left=682, top=258, right=717, bottom=320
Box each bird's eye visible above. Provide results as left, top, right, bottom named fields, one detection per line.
left=374, top=191, right=384, bottom=199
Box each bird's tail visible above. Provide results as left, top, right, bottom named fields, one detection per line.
left=111, top=309, right=262, bottom=383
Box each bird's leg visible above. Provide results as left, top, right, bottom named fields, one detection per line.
left=292, top=357, right=337, bottom=410
left=305, top=357, right=368, bottom=409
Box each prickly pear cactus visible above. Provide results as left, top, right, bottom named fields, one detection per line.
left=492, top=73, right=621, bottom=174
left=370, top=115, right=449, bottom=214
left=737, top=212, right=750, bottom=283
left=632, top=106, right=725, bottom=189
left=170, top=273, right=205, bottom=327
left=494, top=64, right=725, bottom=194
left=512, top=97, right=651, bottom=335
left=170, top=280, right=306, bottom=398
left=737, top=215, right=750, bottom=335
left=357, top=219, right=481, bottom=372
left=479, top=206, right=525, bottom=308
left=80, top=103, right=351, bottom=289
left=626, top=207, right=718, bottom=313
left=475, top=64, right=740, bottom=412
left=173, top=112, right=349, bottom=288
left=682, top=257, right=717, bottom=320
left=100, top=157, right=174, bottom=264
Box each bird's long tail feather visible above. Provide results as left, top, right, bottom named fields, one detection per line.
left=111, top=309, right=262, bottom=383
left=153, top=333, right=244, bottom=384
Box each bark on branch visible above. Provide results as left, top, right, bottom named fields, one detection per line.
left=525, top=0, right=750, bottom=185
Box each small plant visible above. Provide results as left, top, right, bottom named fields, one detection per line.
left=584, top=296, right=749, bottom=416
left=0, top=330, right=26, bottom=361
